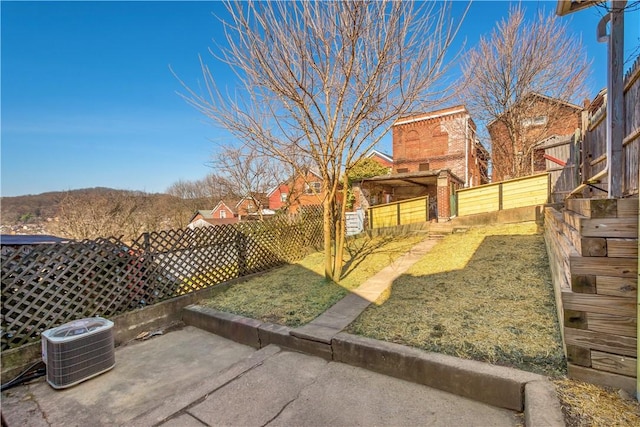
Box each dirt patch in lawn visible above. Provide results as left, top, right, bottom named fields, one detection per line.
left=347, top=222, right=566, bottom=377
left=554, top=378, right=640, bottom=426
left=201, top=233, right=426, bottom=327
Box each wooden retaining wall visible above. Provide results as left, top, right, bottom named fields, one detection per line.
left=457, top=173, right=549, bottom=217
left=544, top=198, right=638, bottom=393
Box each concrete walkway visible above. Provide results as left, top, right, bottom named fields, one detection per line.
left=292, top=237, right=441, bottom=344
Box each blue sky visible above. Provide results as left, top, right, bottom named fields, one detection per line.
left=2, top=1, right=638, bottom=197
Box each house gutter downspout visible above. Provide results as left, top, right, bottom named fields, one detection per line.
left=464, top=117, right=469, bottom=187
left=594, top=12, right=613, bottom=196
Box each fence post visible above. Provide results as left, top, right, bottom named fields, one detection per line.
left=396, top=202, right=401, bottom=225
left=426, top=196, right=429, bottom=221
left=236, top=230, right=247, bottom=277
left=498, top=183, right=503, bottom=210
left=143, top=232, right=150, bottom=252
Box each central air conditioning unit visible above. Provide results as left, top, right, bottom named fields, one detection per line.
left=41, top=317, right=115, bottom=389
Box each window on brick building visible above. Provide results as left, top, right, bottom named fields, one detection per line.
left=522, top=116, right=548, bottom=127
left=220, top=210, right=226, bottom=218
left=418, top=163, right=430, bottom=171
left=397, top=168, right=409, bottom=173
left=305, top=182, right=321, bottom=194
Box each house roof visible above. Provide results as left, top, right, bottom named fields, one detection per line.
left=0, top=234, right=73, bottom=245
left=235, top=193, right=269, bottom=209
left=359, top=169, right=464, bottom=187
left=192, top=209, right=214, bottom=220
left=556, top=0, right=600, bottom=16
left=533, top=134, right=574, bottom=149
left=213, top=200, right=237, bottom=214
left=367, top=150, right=393, bottom=163
left=487, top=92, right=583, bottom=128
left=393, top=105, right=469, bottom=127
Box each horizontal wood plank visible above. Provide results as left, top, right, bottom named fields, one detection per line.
left=564, top=327, right=637, bottom=357
left=588, top=313, right=637, bottom=337
left=570, top=256, right=637, bottom=278
left=596, top=276, right=638, bottom=297
left=580, top=218, right=638, bottom=238
left=562, top=291, right=636, bottom=317
left=607, top=238, right=638, bottom=258
left=568, top=364, right=636, bottom=393
left=591, top=350, right=637, bottom=377
left=566, top=198, right=618, bottom=218
left=616, top=198, right=639, bottom=217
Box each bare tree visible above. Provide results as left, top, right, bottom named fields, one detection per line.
left=54, top=190, right=147, bottom=241
left=166, top=174, right=233, bottom=200
left=460, top=5, right=590, bottom=180
left=178, top=0, right=464, bottom=281
left=213, top=145, right=283, bottom=220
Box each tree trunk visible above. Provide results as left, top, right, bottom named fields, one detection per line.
left=332, top=179, right=349, bottom=281
left=323, top=197, right=335, bottom=281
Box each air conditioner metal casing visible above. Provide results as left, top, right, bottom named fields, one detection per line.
left=41, top=317, right=115, bottom=389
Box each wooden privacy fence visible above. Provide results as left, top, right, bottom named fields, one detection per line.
left=368, top=196, right=429, bottom=229
left=456, top=173, right=550, bottom=217
left=1, top=207, right=323, bottom=350
left=581, top=56, right=640, bottom=197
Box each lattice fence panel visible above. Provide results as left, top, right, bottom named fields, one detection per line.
left=2, top=206, right=323, bottom=350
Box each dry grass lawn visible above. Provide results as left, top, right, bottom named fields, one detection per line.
left=202, top=233, right=425, bottom=326
left=554, top=378, right=640, bottom=427
left=347, top=222, right=566, bottom=377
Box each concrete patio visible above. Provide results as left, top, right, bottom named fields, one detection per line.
left=2, top=326, right=523, bottom=427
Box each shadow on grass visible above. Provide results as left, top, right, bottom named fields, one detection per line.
left=201, top=233, right=427, bottom=327
left=348, top=234, right=566, bottom=377
left=341, top=234, right=424, bottom=282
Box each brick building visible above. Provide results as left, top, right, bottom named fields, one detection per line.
left=488, top=93, right=582, bottom=182
left=392, top=105, right=489, bottom=188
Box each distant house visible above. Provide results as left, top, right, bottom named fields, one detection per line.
left=235, top=193, right=274, bottom=220
left=488, top=93, right=582, bottom=182
left=267, top=183, right=290, bottom=212
left=267, top=169, right=325, bottom=214
left=392, top=105, right=489, bottom=188
left=366, top=150, right=393, bottom=170
left=188, top=200, right=239, bottom=227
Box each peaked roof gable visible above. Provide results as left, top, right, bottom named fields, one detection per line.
left=393, top=105, right=469, bottom=127
left=487, top=92, right=582, bottom=128
left=367, top=150, right=393, bottom=163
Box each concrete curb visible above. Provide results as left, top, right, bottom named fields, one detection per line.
left=524, top=380, right=566, bottom=427
left=182, top=305, right=566, bottom=425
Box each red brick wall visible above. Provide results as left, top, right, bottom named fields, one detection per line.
left=489, top=99, right=581, bottom=181
left=392, top=108, right=483, bottom=186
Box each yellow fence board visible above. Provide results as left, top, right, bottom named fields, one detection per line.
left=369, top=196, right=428, bottom=229
left=457, top=174, right=549, bottom=216
left=458, top=186, right=500, bottom=216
